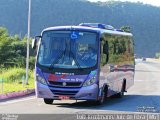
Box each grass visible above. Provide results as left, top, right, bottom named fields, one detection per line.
left=0, top=79, right=34, bottom=94
left=0, top=68, right=35, bottom=94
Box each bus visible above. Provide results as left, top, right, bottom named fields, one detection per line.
left=32, top=23, right=135, bottom=105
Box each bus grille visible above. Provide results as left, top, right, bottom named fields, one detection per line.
left=50, top=89, right=79, bottom=96
left=48, top=81, right=82, bottom=88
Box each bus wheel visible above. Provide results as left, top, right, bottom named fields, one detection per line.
left=117, top=89, right=124, bottom=98
left=96, top=90, right=106, bottom=105
left=116, top=80, right=126, bottom=98
left=44, top=98, right=54, bottom=104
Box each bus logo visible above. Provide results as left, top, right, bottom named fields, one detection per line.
left=62, top=82, right=67, bottom=86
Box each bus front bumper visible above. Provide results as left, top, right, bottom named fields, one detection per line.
left=36, top=81, right=99, bottom=100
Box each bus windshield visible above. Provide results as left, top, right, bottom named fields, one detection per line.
left=37, top=31, right=98, bottom=69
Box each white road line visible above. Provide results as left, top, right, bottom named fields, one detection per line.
left=135, top=80, right=145, bottom=82
left=0, top=96, right=35, bottom=105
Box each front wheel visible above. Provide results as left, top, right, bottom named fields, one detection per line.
left=95, top=90, right=106, bottom=105
left=44, top=98, right=54, bottom=104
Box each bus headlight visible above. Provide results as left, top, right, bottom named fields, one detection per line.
left=83, top=77, right=96, bottom=86
left=36, top=74, right=47, bottom=85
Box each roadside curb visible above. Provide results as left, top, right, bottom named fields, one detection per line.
left=0, top=89, right=35, bottom=100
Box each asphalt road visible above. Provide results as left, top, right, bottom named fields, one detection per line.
left=0, top=59, right=160, bottom=115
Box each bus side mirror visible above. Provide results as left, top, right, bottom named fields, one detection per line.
left=32, top=36, right=41, bottom=49
left=103, top=41, right=108, bottom=54
left=32, top=39, right=36, bottom=49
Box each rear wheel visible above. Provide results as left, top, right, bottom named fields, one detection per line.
left=44, top=98, right=54, bottom=104
left=115, top=80, right=126, bottom=98
left=116, top=89, right=124, bottom=98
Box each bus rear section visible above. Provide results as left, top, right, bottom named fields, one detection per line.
left=99, top=32, right=135, bottom=100
left=32, top=24, right=135, bottom=105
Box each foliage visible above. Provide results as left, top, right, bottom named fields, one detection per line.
left=0, top=68, right=34, bottom=94
left=0, top=68, right=34, bottom=83
left=155, top=52, right=160, bottom=59
left=0, top=28, right=12, bottom=66
left=0, top=80, right=34, bottom=94
left=120, top=26, right=131, bottom=33
left=29, top=56, right=36, bottom=69
left=0, top=27, right=35, bottom=69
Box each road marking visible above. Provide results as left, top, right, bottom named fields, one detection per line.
left=135, top=80, right=145, bottom=82
left=0, top=96, right=35, bottom=105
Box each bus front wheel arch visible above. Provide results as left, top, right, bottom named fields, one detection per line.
left=96, top=85, right=108, bottom=105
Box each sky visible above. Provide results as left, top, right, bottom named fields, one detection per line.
left=88, top=0, right=160, bottom=7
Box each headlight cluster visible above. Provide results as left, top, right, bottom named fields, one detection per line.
left=36, top=74, right=47, bottom=85
left=83, top=76, right=96, bottom=87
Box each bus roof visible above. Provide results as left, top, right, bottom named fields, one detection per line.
left=42, top=25, right=133, bottom=37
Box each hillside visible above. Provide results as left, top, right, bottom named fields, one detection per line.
left=0, top=0, right=160, bottom=57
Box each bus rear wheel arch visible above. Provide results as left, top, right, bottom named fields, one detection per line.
left=115, top=79, right=126, bottom=98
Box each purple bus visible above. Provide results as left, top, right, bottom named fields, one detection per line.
left=32, top=23, right=135, bottom=105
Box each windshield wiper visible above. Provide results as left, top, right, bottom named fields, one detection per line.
left=69, top=39, right=82, bottom=70
left=49, top=50, right=82, bottom=70
left=49, top=39, right=68, bottom=69
left=49, top=50, right=64, bottom=69
left=49, top=39, right=83, bottom=70
left=70, top=50, right=83, bottom=70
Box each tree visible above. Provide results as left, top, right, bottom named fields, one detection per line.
left=0, top=27, right=12, bottom=67
left=0, top=27, right=35, bottom=69
left=120, top=26, right=131, bottom=33
left=155, top=52, right=160, bottom=59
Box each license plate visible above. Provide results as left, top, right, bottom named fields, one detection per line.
left=58, top=95, right=70, bottom=100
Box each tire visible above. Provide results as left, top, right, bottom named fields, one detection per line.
left=115, top=81, right=126, bottom=98
left=96, top=88, right=107, bottom=105
left=116, top=89, right=124, bottom=98
left=44, top=98, right=54, bottom=104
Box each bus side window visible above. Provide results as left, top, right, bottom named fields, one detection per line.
left=103, top=41, right=109, bottom=63
left=100, top=38, right=109, bottom=67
